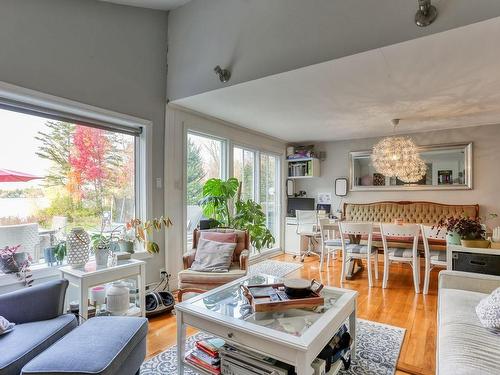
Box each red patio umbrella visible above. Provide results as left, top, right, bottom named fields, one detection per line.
left=0, top=169, right=43, bottom=182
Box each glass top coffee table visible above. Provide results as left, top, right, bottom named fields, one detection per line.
left=175, top=274, right=357, bottom=375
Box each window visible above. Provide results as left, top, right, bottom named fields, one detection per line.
left=186, top=132, right=225, bottom=249
left=233, top=146, right=256, bottom=201
left=0, top=107, right=137, bottom=265
left=260, top=153, right=280, bottom=247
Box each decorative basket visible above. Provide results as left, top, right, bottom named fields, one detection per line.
left=67, top=227, right=90, bottom=268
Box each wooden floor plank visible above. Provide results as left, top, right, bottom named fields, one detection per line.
left=146, top=254, right=439, bottom=375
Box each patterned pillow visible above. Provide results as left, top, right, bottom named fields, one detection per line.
left=0, top=315, right=15, bottom=335
left=476, top=287, right=500, bottom=333
left=190, top=239, right=236, bottom=272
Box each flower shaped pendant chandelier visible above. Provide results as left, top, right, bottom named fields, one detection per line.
left=371, top=119, right=426, bottom=183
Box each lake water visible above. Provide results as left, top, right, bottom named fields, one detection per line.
left=0, top=197, right=49, bottom=218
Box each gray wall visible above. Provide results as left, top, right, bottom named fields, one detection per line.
left=167, top=0, right=500, bottom=100
left=0, top=0, right=168, bottom=284
left=295, top=124, right=500, bottom=228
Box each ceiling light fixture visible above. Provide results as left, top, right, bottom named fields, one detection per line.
left=371, top=119, right=427, bottom=183
left=214, top=65, right=231, bottom=83
left=415, top=0, right=438, bottom=27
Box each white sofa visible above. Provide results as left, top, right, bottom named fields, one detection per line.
left=438, top=271, right=500, bottom=375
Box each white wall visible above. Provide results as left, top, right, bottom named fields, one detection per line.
left=164, top=105, right=286, bottom=287
left=167, top=0, right=500, bottom=100
left=295, top=124, right=500, bottom=227
left=0, top=0, right=168, bottom=285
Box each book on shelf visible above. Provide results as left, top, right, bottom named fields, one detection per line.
left=196, top=337, right=225, bottom=357
left=185, top=353, right=221, bottom=375
left=189, top=348, right=221, bottom=366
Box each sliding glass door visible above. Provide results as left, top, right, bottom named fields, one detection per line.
left=233, top=146, right=256, bottom=201
left=186, top=132, right=226, bottom=249
left=260, top=153, right=280, bottom=248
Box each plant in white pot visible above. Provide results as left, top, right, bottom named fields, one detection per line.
left=126, top=216, right=173, bottom=254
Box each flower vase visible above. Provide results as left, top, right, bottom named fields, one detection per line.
left=67, top=227, right=90, bottom=268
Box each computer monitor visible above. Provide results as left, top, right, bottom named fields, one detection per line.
left=287, top=197, right=315, bottom=217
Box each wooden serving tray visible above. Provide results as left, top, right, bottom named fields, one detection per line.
left=240, top=281, right=324, bottom=313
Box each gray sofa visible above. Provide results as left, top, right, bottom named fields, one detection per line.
left=438, top=271, right=500, bottom=375
left=0, top=279, right=78, bottom=374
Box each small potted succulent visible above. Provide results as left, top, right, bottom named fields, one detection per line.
left=0, top=245, right=33, bottom=286
left=126, top=216, right=173, bottom=254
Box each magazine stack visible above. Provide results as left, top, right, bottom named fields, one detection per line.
left=185, top=337, right=225, bottom=375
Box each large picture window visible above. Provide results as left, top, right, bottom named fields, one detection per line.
left=0, top=107, right=137, bottom=265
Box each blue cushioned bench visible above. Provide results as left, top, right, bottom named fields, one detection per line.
left=21, top=316, right=148, bottom=375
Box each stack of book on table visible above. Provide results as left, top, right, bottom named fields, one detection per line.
left=219, top=343, right=294, bottom=375
left=185, top=337, right=225, bottom=375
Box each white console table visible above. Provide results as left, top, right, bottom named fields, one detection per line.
left=60, top=259, right=146, bottom=321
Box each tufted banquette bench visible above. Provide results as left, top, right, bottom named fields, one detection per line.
left=343, top=201, right=479, bottom=250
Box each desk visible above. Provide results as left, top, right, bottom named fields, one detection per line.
left=60, top=259, right=146, bottom=321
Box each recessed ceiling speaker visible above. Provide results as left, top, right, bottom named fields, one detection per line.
left=415, top=0, right=438, bottom=27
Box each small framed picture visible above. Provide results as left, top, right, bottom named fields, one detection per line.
left=335, top=178, right=348, bottom=196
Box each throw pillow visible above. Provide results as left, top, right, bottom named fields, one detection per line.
left=190, top=239, right=236, bottom=272
left=0, top=315, right=15, bottom=335
left=199, top=231, right=237, bottom=244
left=476, top=287, right=500, bottom=333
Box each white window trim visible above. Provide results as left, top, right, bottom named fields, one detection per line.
left=0, top=81, right=153, bottom=287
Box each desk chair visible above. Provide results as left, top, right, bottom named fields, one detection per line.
left=380, top=223, right=421, bottom=293
left=295, top=210, right=320, bottom=262
left=421, top=224, right=447, bottom=294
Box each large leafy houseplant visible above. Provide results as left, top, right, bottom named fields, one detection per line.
left=200, top=178, right=275, bottom=252
left=126, top=216, right=173, bottom=254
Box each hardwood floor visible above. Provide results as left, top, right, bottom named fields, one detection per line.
left=146, top=253, right=440, bottom=375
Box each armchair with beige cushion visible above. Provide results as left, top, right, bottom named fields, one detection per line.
left=178, top=228, right=249, bottom=301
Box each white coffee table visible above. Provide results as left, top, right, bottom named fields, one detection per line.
left=175, top=274, right=357, bottom=375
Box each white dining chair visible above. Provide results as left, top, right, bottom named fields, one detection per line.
left=380, top=223, right=421, bottom=293
left=319, top=218, right=345, bottom=269
left=339, top=222, right=378, bottom=287
left=295, top=210, right=320, bottom=262
left=421, top=224, right=447, bottom=294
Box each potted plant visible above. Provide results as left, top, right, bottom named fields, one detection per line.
left=91, top=233, right=111, bottom=267
left=436, top=215, right=492, bottom=248
left=117, top=226, right=136, bottom=254
left=200, top=178, right=275, bottom=252
left=0, top=245, right=33, bottom=286
left=54, top=240, right=67, bottom=265
left=126, top=216, right=173, bottom=254
left=434, top=216, right=462, bottom=245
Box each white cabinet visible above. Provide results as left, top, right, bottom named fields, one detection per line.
left=284, top=217, right=301, bottom=255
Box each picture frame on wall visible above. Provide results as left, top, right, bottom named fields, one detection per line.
left=335, top=178, right=348, bottom=196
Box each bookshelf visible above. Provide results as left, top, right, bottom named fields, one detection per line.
left=287, top=157, right=320, bottom=179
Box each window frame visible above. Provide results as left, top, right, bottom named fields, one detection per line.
left=0, top=81, right=153, bottom=286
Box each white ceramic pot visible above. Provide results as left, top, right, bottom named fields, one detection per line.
left=106, top=282, right=130, bottom=316
left=95, top=248, right=109, bottom=267
left=67, top=227, right=90, bottom=268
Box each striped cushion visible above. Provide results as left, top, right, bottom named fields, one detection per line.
left=430, top=250, right=447, bottom=263
left=345, top=244, right=377, bottom=254
left=388, top=248, right=414, bottom=258
left=324, top=239, right=346, bottom=247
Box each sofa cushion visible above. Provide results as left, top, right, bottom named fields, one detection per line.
left=200, top=231, right=237, bottom=244
left=0, top=314, right=77, bottom=375
left=439, top=289, right=500, bottom=375
left=22, top=316, right=148, bottom=375
left=190, top=239, right=236, bottom=272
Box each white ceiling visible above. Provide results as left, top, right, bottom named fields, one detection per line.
left=173, top=16, right=500, bottom=142
left=99, top=0, right=191, bottom=11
